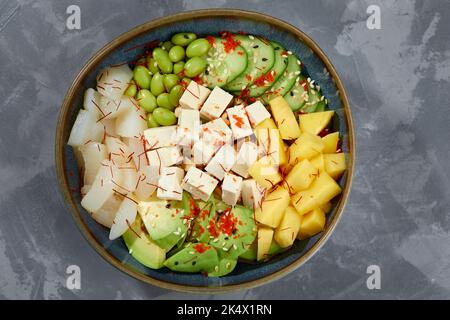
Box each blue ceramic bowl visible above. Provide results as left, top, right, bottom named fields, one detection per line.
left=55, top=9, right=355, bottom=293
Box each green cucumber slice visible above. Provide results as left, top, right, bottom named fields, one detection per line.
left=284, top=75, right=307, bottom=111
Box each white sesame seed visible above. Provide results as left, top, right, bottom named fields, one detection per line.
left=213, top=238, right=219, bottom=243
left=287, top=50, right=292, bottom=55
left=215, top=266, right=219, bottom=272
left=222, top=247, right=229, bottom=251
left=249, top=35, right=255, bottom=40
left=222, top=242, right=227, bottom=247
left=307, top=77, right=311, bottom=83
left=189, top=251, right=195, bottom=255
left=233, top=244, right=238, bottom=250
left=226, top=262, right=231, bottom=269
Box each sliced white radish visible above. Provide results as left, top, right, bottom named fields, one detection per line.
left=68, top=110, right=104, bottom=147
left=83, top=88, right=103, bottom=117
left=97, top=64, right=133, bottom=100
left=115, top=102, right=147, bottom=138
left=134, top=163, right=160, bottom=201
left=109, top=194, right=138, bottom=240
left=124, top=136, right=146, bottom=169
left=100, top=118, right=118, bottom=138
left=105, top=136, right=133, bottom=165
left=79, top=142, right=107, bottom=185
left=92, top=194, right=122, bottom=228
left=98, top=95, right=133, bottom=120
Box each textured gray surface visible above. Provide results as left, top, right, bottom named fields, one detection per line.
left=0, top=0, right=449, bottom=299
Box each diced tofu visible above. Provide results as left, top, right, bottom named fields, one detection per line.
left=205, top=144, right=237, bottom=180
left=222, top=173, right=243, bottom=206
left=157, top=167, right=184, bottom=201
left=177, top=109, right=201, bottom=146
left=200, top=86, right=233, bottom=120
left=179, top=81, right=211, bottom=110
left=147, top=146, right=182, bottom=167
left=245, top=101, right=271, bottom=127
left=226, top=105, right=253, bottom=140
left=201, top=118, right=233, bottom=151
left=192, top=140, right=216, bottom=165
left=144, top=126, right=178, bottom=149
left=231, top=141, right=258, bottom=178
left=181, top=167, right=219, bottom=201
left=241, top=179, right=266, bottom=211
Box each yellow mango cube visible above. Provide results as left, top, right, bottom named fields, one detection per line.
left=257, top=227, right=274, bottom=261
left=283, top=159, right=318, bottom=193
left=288, top=132, right=324, bottom=166
left=297, top=208, right=326, bottom=239
left=248, top=156, right=282, bottom=189
left=322, top=132, right=339, bottom=154
left=255, top=186, right=290, bottom=228
left=256, top=119, right=288, bottom=165
left=256, top=128, right=286, bottom=166
left=320, top=202, right=332, bottom=214
left=309, top=154, right=325, bottom=172
left=274, top=206, right=303, bottom=248
left=269, top=96, right=301, bottom=140
left=299, top=111, right=334, bottom=135
left=291, top=189, right=319, bottom=215
left=324, top=153, right=346, bottom=179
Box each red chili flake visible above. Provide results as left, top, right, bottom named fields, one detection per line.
left=198, top=225, right=205, bottom=236
left=237, top=51, right=244, bottom=56
left=206, top=35, right=216, bottom=46
left=190, top=199, right=200, bottom=217
left=207, top=221, right=219, bottom=238
left=232, top=114, right=245, bottom=128
left=301, top=80, right=308, bottom=91
left=221, top=32, right=240, bottom=53
left=191, top=75, right=203, bottom=85
left=218, top=209, right=238, bottom=236
left=200, top=209, right=209, bottom=220
left=253, top=71, right=275, bottom=87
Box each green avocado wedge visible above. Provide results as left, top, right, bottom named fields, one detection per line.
left=164, top=244, right=219, bottom=273
left=207, top=253, right=238, bottom=277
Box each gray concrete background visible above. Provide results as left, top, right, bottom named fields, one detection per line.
left=0, top=0, right=449, bottom=299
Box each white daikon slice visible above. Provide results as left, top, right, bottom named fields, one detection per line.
left=79, top=142, right=107, bottom=186
left=115, top=103, right=147, bottom=138
left=109, top=194, right=138, bottom=240
left=92, top=194, right=122, bottom=228
left=97, top=64, right=133, bottom=100
left=124, top=137, right=146, bottom=169
left=105, top=136, right=134, bottom=166
left=83, top=88, right=103, bottom=117
left=68, top=110, right=103, bottom=147
left=134, top=163, right=161, bottom=201
left=98, top=95, right=133, bottom=120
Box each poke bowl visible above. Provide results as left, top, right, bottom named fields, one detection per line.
left=55, top=9, right=355, bottom=293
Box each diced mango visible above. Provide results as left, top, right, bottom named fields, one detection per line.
left=256, top=128, right=285, bottom=166
left=323, top=153, right=346, bottom=179
left=269, top=96, right=301, bottom=140
left=274, top=206, right=303, bottom=248
left=297, top=208, right=326, bottom=240
left=256, top=119, right=288, bottom=165
left=322, top=132, right=339, bottom=154
left=283, top=159, right=318, bottom=193
left=288, top=132, right=324, bottom=166
left=320, top=202, right=332, bottom=214
left=291, top=189, right=319, bottom=216
left=248, top=156, right=282, bottom=189
left=256, top=118, right=277, bottom=131
left=257, top=227, right=274, bottom=261
left=309, top=154, right=325, bottom=172
left=299, top=111, right=334, bottom=135
left=255, top=186, right=290, bottom=227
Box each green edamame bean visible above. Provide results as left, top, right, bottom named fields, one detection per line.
left=161, top=41, right=173, bottom=51
left=153, top=107, right=177, bottom=126
left=133, top=66, right=152, bottom=89
left=168, top=45, right=185, bottom=62
left=124, top=80, right=137, bottom=97
left=150, top=72, right=165, bottom=96
left=184, top=57, right=207, bottom=77
left=173, top=61, right=185, bottom=75
left=186, top=38, right=211, bottom=58
left=169, top=84, right=184, bottom=106
left=153, top=48, right=173, bottom=74
left=156, top=93, right=175, bottom=110
left=146, top=57, right=159, bottom=74
left=163, top=74, right=179, bottom=92
left=147, top=113, right=160, bottom=128
left=171, top=33, right=197, bottom=46
left=136, top=89, right=157, bottom=112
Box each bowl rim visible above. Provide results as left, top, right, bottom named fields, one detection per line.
left=55, top=8, right=355, bottom=294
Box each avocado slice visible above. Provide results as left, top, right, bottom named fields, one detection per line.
left=122, top=217, right=165, bottom=269
left=239, top=241, right=257, bottom=261
left=164, top=244, right=219, bottom=273
left=138, top=199, right=187, bottom=251
left=208, top=253, right=238, bottom=277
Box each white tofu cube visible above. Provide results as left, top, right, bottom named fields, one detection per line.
left=177, top=109, right=201, bottom=146
left=200, top=86, right=234, bottom=120
left=256, top=128, right=281, bottom=165
left=241, top=179, right=266, bottom=211
left=245, top=100, right=271, bottom=127
left=147, top=146, right=182, bottom=167
left=179, top=81, right=211, bottom=110
left=157, top=167, right=184, bottom=201
left=144, top=126, right=178, bottom=149
left=181, top=167, right=219, bottom=202
left=205, top=144, right=236, bottom=180
left=226, top=105, right=253, bottom=140
left=222, top=173, right=243, bottom=206
left=231, top=141, right=258, bottom=178
left=201, top=118, right=233, bottom=151
left=192, top=140, right=216, bottom=165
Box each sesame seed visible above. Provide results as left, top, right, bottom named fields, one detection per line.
left=222, top=242, right=227, bottom=247
left=222, top=247, right=229, bottom=251
left=226, top=262, right=231, bottom=269
left=189, top=251, right=195, bottom=255
left=233, top=244, right=238, bottom=250
left=215, top=266, right=219, bottom=272
left=287, top=51, right=292, bottom=55
left=249, top=35, right=255, bottom=40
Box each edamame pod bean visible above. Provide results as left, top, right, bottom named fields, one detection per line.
left=146, top=57, right=159, bottom=74
left=163, top=74, right=179, bottom=92
left=184, top=57, right=207, bottom=77
left=124, top=80, right=137, bottom=97
left=136, top=89, right=157, bottom=112
left=147, top=113, right=160, bottom=128
left=133, top=66, right=152, bottom=89
left=153, top=48, right=173, bottom=74
left=161, top=41, right=173, bottom=51
left=150, top=72, right=165, bottom=96
left=156, top=93, right=175, bottom=110
left=153, top=107, right=177, bottom=126
left=168, top=45, right=185, bottom=62
left=173, top=61, right=185, bottom=75
left=169, top=85, right=184, bottom=106
left=171, top=33, right=197, bottom=46
left=186, top=38, right=211, bottom=58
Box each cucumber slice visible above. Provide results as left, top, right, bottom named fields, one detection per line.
left=262, top=54, right=301, bottom=103
left=301, top=87, right=322, bottom=113
left=224, top=35, right=275, bottom=92
left=248, top=41, right=289, bottom=97
left=202, top=37, right=247, bottom=88
left=283, top=75, right=307, bottom=111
